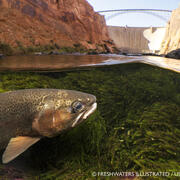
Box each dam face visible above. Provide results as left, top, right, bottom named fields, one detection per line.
left=108, top=26, right=166, bottom=54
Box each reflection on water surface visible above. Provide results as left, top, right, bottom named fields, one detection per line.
left=0, top=54, right=180, bottom=73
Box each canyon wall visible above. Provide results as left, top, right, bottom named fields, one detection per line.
left=0, top=0, right=114, bottom=52
left=160, top=6, right=180, bottom=54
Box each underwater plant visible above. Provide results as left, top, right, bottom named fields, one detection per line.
left=0, top=63, right=179, bottom=179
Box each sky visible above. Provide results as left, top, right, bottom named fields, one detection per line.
left=86, top=0, right=180, bottom=27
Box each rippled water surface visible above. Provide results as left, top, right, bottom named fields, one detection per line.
left=0, top=54, right=180, bottom=73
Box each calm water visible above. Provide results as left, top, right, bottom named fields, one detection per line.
left=0, top=54, right=180, bottom=179
left=0, top=54, right=180, bottom=73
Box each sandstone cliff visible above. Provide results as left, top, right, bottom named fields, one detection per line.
left=160, top=5, right=180, bottom=54
left=0, top=0, right=114, bottom=52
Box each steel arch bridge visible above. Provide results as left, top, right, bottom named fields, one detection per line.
left=97, top=9, right=172, bottom=22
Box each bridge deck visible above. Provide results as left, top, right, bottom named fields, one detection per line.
left=98, top=9, right=172, bottom=13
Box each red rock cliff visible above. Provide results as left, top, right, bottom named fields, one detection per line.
left=0, top=0, right=114, bottom=52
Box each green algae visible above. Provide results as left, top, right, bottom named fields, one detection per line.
left=0, top=63, right=180, bottom=179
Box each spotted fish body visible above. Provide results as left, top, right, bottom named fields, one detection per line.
left=0, top=89, right=97, bottom=163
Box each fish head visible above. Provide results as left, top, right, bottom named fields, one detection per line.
left=33, top=90, right=97, bottom=137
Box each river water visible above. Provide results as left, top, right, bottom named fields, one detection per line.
left=0, top=54, right=180, bottom=73
left=0, top=54, right=180, bottom=179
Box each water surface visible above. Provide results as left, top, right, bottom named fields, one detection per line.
left=0, top=54, right=180, bottom=73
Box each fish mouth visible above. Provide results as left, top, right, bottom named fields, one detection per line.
left=72, top=102, right=97, bottom=127
left=82, top=102, right=97, bottom=119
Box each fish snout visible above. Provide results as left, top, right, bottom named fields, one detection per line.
left=87, top=94, right=96, bottom=106
left=82, top=102, right=97, bottom=120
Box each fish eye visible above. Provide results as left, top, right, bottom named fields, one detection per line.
left=72, top=101, right=84, bottom=113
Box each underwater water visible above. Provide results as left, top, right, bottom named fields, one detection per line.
left=0, top=58, right=180, bottom=179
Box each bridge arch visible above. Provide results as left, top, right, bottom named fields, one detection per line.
left=98, top=9, right=172, bottom=23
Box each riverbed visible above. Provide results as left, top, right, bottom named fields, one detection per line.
left=0, top=55, right=180, bottom=180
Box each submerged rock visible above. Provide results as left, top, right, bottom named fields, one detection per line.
left=165, top=48, right=180, bottom=59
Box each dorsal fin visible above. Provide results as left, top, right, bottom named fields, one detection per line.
left=2, top=136, right=40, bottom=164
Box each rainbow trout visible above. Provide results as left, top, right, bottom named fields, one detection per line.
left=0, top=89, right=97, bottom=164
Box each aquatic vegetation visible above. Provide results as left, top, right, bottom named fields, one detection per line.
left=0, top=63, right=180, bottom=179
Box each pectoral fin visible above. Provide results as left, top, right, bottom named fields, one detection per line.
left=2, top=136, right=40, bottom=164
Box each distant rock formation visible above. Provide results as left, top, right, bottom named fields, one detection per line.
left=0, top=0, right=114, bottom=52
left=160, top=5, right=180, bottom=55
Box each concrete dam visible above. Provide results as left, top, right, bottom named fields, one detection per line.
left=108, top=26, right=166, bottom=54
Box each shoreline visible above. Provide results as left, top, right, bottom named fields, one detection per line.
left=0, top=48, right=165, bottom=58
left=0, top=42, right=112, bottom=57
left=0, top=42, right=177, bottom=59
